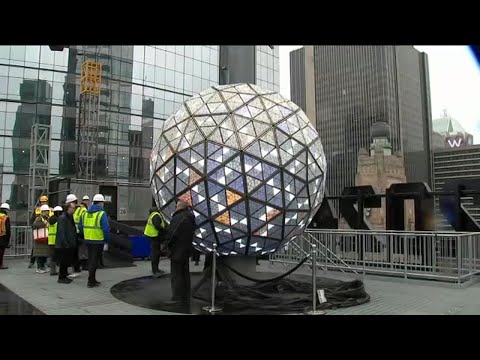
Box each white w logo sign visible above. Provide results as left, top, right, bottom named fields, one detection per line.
left=447, top=138, right=463, bottom=148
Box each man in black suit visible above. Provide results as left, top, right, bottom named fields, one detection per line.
left=167, top=201, right=195, bottom=303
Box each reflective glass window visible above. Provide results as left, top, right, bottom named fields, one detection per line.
left=185, top=46, right=194, bottom=59
left=54, top=50, right=68, bottom=70
left=175, top=46, right=185, bottom=55
left=25, top=46, right=40, bottom=64
left=175, top=54, right=184, bottom=73
left=155, top=49, right=165, bottom=67
left=203, top=78, right=212, bottom=90
left=166, top=52, right=175, bottom=69
left=155, top=66, right=165, bottom=85
left=185, top=57, right=193, bottom=75
left=52, top=82, right=64, bottom=103
left=144, top=86, right=154, bottom=98
left=0, top=77, right=7, bottom=96
left=39, top=70, right=53, bottom=82
left=175, top=72, right=183, bottom=89
left=192, top=76, right=201, bottom=93
left=184, top=74, right=193, bottom=93
left=144, top=64, right=155, bottom=84
left=11, top=46, right=25, bottom=62
left=193, top=60, right=201, bottom=77
left=210, top=48, right=218, bottom=64
left=133, top=61, right=144, bottom=81
left=7, top=77, right=21, bottom=99
left=0, top=46, right=10, bottom=60
left=201, top=63, right=209, bottom=79
left=201, top=47, right=209, bottom=63
left=165, top=69, right=174, bottom=88
left=145, top=46, right=155, bottom=65
left=154, top=98, right=164, bottom=117
left=133, top=46, right=145, bottom=63
left=165, top=100, right=173, bottom=115
left=9, top=66, right=23, bottom=78
left=209, top=65, right=217, bottom=81
left=268, top=54, right=274, bottom=69
left=40, top=46, right=54, bottom=66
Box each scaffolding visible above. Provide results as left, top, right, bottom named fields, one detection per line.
left=77, top=60, right=102, bottom=180
left=28, top=123, right=51, bottom=218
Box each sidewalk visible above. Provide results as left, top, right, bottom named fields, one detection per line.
left=1, top=258, right=480, bottom=315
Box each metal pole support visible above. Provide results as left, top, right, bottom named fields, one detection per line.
left=306, top=244, right=326, bottom=315
left=203, top=243, right=223, bottom=314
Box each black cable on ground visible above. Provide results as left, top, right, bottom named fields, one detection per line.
left=192, top=256, right=371, bottom=314
left=219, top=255, right=310, bottom=283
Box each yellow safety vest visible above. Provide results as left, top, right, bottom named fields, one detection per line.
left=35, top=207, right=54, bottom=217
left=0, top=213, right=8, bottom=237
left=82, top=210, right=105, bottom=241
left=144, top=212, right=166, bottom=237
left=48, top=221, right=58, bottom=246
left=73, top=206, right=86, bottom=233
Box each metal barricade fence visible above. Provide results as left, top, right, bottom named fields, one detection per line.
left=270, top=229, right=480, bottom=283
left=4, top=226, right=33, bottom=258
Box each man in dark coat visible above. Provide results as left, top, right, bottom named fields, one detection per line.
left=0, top=203, right=11, bottom=270
left=55, top=202, right=78, bottom=284
left=167, top=201, right=196, bottom=303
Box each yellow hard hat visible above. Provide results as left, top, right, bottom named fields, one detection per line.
left=40, top=195, right=48, bottom=202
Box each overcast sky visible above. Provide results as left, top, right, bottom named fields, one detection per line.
left=278, top=46, right=480, bottom=143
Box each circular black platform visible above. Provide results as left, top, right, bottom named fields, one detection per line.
left=111, top=272, right=212, bottom=315
left=111, top=272, right=292, bottom=315
left=110, top=271, right=370, bottom=315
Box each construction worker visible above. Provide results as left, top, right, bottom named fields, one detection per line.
left=82, top=195, right=90, bottom=208
left=66, top=194, right=83, bottom=277
left=32, top=204, right=51, bottom=273
left=31, top=195, right=50, bottom=224
left=144, top=206, right=169, bottom=278
left=78, top=194, right=110, bottom=288
left=0, top=203, right=11, bottom=270
left=78, top=196, right=90, bottom=270
left=29, top=195, right=51, bottom=268
left=47, top=206, right=63, bottom=276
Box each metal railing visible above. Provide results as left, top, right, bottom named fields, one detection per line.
left=270, top=229, right=480, bottom=283
left=4, top=226, right=33, bottom=258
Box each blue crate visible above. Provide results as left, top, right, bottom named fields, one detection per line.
left=129, top=235, right=150, bottom=259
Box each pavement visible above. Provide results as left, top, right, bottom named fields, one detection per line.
left=1, top=257, right=480, bottom=315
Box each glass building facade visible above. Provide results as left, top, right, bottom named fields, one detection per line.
left=0, top=45, right=279, bottom=224
left=255, top=46, right=280, bottom=92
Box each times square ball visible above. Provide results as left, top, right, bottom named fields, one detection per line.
left=150, top=83, right=326, bottom=256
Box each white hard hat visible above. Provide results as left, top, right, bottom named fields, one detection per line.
left=40, top=204, right=50, bottom=211
left=82, top=195, right=90, bottom=201
left=93, top=194, right=105, bottom=202
left=66, top=194, right=78, bottom=203
left=0, top=203, right=10, bottom=210
left=53, top=206, right=63, bottom=212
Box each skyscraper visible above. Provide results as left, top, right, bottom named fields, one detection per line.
left=290, top=46, right=433, bottom=198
